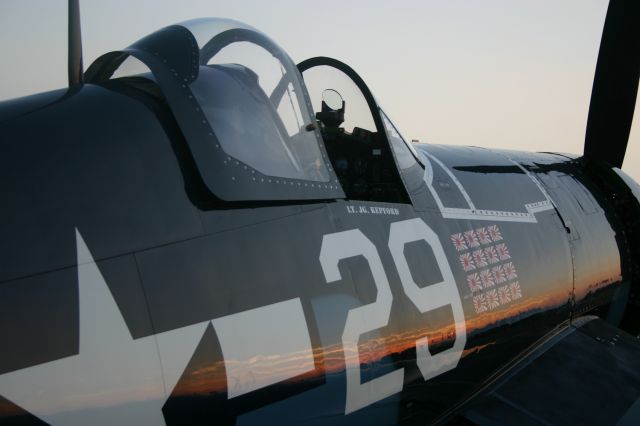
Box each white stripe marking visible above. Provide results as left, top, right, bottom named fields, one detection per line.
left=213, top=298, right=314, bottom=399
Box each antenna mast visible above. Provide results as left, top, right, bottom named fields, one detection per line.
left=68, top=0, right=83, bottom=86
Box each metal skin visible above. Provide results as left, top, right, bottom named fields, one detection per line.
left=0, top=19, right=638, bottom=426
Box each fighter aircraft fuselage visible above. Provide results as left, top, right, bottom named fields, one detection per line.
left=1, top=9, right=639, bottom=426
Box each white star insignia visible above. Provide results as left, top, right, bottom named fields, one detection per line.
left=0, top=229, right=208, bottom=425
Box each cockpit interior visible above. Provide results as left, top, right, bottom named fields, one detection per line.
left=309, top=82, right=408, bottom=203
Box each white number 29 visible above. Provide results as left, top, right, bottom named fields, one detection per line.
left=319, top=218, right=466, bottom=414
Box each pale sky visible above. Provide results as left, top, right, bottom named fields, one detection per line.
left=0, top=0, right=637, bottom=182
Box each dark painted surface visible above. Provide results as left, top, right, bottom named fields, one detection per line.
left=461, top=317, right=640, bottom=426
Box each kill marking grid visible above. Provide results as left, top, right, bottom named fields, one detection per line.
left=451, top=225, right=522, bottom=314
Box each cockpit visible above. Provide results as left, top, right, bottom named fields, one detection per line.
left=300, top=58, right=417, bottom=203
left=85, top=18, right=423, bottom=204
